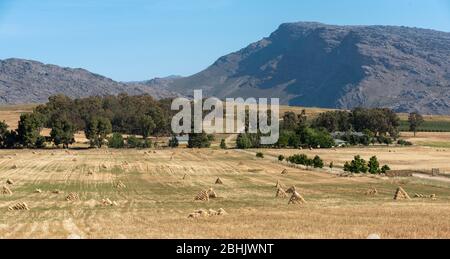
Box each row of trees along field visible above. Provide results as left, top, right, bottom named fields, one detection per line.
left=237, top=108, right=415, bottom=149
left=274, top=151, right=390, bottom=175
left=0, top=93, right=424, bottom=149
left=0, top=94, right=175, bottom=149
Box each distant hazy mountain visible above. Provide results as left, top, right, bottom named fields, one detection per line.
left=165, top=22, right=450, bottom=114
left=0, top=58, right=177, bottom=104
left=130, top=75, right=183, bottom=90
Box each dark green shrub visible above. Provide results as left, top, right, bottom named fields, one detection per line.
left=397, top=139, right=413, bottom=146
left=344, top=155, right=368, bottom=174
left=188, top=132, right=211, bottom=148
left=2, top=130, right=18, bottom=149
left=127, top=135, right=140, bottom=148
left=108, top=133, right=125, bottom=148
left=381, top=165, right=391, bottom=174
left=126, top=135, right=152, bottom=148
left=236, top=133, right=260, bottom=149
left=288, top=154, right=308, bottom=165
left=220, top=139, right=227, bottom=149
left=377, top=135, right=393, bottom=146
left=168, top=136, right=179, bottom=148
left=299, top=127, right=334, bottom=148
left=35, top=136, right=47, bottom=149
left=142, top=139, right=153, bottom=148
left=312, top=155, right=324, bottom=168
left=368, top=156, right=380, bottom=174
left=305, top=158, right=314, bottom=168
left=236, top=134, right=252, bottom=149
left=277, top=131, right=298, bottom=148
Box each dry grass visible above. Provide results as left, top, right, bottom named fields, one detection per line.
left=402, top=132, right=450, bottom=148
left=0, top=105, right=450, bottom=238
left=262, top=145, right=450, bottom=173
left=397, top=113, right=450, bottom=122
left=0, top=104, right=36, bottom=130
left=0, top=148, right=449, bottom=239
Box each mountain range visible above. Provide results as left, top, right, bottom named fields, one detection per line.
left=2, top=22, right=450, bottom=114
left=0, top=58, right=177, bottom=104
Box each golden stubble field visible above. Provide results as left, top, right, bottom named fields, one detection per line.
left=261, top=145, right=450, bottom=173
left=1, top=105, right=450, bottom=239
left=0, top=104, right=36, bottom=130
left=0, top=147, right=449, bottom=239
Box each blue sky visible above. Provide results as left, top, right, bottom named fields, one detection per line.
left=1, top=0, right=450, bottom=81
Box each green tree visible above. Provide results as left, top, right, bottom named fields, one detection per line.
left=0, top=121, right=7, bottom=135
left=0, top=121, right=9, bottom=148
left=381, top=165, right=391, bottom=174
left=312, top=155, right=324, bottom=168
left=236, top=133, right=259, bottom=149
left=282, top=111, right=307, bottom=131
left=343, top=162, right=351, bottom=172
left=85, top=117, right=112, bottom=148
left=362, top=129, right=375, bottom=146
left=344, top=155, right=369, bottom=174
left=188, top=132, right=211, bottom=148
left=35, top=94, right=173, bottom=138
left=139, top=115, right=156, bottom=139
left=38, top=94, right=76, bottom=128
left=282, top=112, right=299, bottom=131
left=288, top=133, right=301, bottom=148
left=127, top=135, right=141, bottom=148
left=288, top=154, right=309, bottom=165
left=305, top=158, right=314, bottom=169
left=277, top=130, right=298, bottom=148
left=142, top=139, right=153, bottom=148
left=220, top=139, right=227, bottom=149
left=17, top=113, right=45, bottom=148
left=50, top=118, right=75, bottom=148
left=397, top=139, right=413, bottom=146
left=256, top=152, right=264, bottom=158
left=108, top=133, right=125, bottom=148
left=351, top=108, right=400, bottom=137
left=298, top=127, right=335, bottom=148
left=2, top=130, right=18, bottom=149
left=35, top=136, right=47, bottom=149
left=168, top=135, right=179, bottom=148
left=377, top=135, right=393, bottom=146
left=277, top=131, right=290, bottom=148
left=408, top=112, right=424, bottom=137
left=312, top=111, right=351, bottom=132
left=368, top=156, right=380, bottom=174
left=278, top=155, right=285, bottom=162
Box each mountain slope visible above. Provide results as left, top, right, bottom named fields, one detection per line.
left=0, top=58, right=175, bottom=104
left=167, top=22, right=450, bottom=114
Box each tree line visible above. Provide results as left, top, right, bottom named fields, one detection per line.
left=311, top=108, right=401, bottom=137
left=237, top=107, right=405, bottom=149
left=313, top=109, right=426, bottom=137
left=0, top=94, right=174, bottom=149
left=0, top=93, right=424, bottom=150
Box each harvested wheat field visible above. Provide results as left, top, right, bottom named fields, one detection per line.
left=261, top=144, right=450, bottom=173
left=0, top=147, right=449, bottom=239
